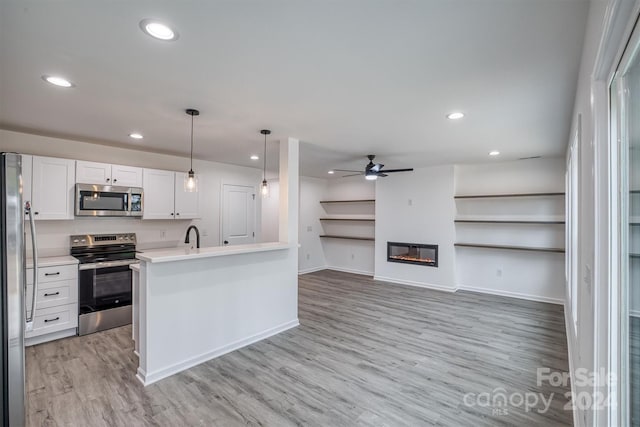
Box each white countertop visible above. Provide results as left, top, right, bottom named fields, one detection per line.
left=26, top=255, right=78, bottom=269
left=136, top=242, right=293, bottom=264
left=130, top=263, right=140, bottom=272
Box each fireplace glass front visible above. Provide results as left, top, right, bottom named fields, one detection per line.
left=387, top=242, right=438, bottom=267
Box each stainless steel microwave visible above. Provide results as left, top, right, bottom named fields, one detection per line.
left=75, top=184, right=143, bottom=217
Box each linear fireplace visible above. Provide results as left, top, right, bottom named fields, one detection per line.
left=387, top=242, right=438, bottom=267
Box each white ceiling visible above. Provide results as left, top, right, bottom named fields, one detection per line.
left=0, top=0, right=589, bottom=178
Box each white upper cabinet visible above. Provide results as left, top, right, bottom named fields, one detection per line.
left=112, top=165, right=143, bottom=187
left=76, top=161, right=111, bottom=185
left=76, top=161, right=142, bottom=187
left=174, top=172, right=200, bottom=219
left=32, top=156, right=75, bottom=220
left=142, top=169, right=175, bottom=220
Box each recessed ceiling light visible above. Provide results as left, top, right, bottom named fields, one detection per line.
left=139, top=19, right=178, bottom=41
left=129, top=133, right=144, bottom=140
left=328, top=170, right=335, bottom=174
left=447, top=112, right=464, bottom=120
left=42, top=75, right=74, bottom=88
left=250, top=155, right=259, bottom=160
left=489, top=150, right=500, bottom=156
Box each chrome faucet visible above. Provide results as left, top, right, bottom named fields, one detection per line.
left=184, top=225, right=201, bottom=249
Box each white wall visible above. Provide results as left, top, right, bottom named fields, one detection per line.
left=374, top=165, right=456, bottom=290
left=0, top=129, right=263, bottom=256
left=298, top=177, right=328, bottom=273
left=454, top=158, right=566, bottom=303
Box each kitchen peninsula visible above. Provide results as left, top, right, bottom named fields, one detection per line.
left=133, top=242, right=298, bottom=385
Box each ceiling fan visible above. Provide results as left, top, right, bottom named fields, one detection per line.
left=334, top=155, right=414, bottom=180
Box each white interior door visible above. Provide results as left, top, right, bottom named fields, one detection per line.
left=222, top=184, right=256, bottom=246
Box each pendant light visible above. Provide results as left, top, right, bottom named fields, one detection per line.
left=184, top=108, right=199, bottom=192
left=260, top=129, right=271, bottom=198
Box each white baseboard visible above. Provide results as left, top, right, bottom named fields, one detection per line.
left=25, top=328, right=77, bottom=347
left=456, top=284, right=564, bottom=305
left=373, top=275, right=456, bottom=293
left=327, top=266, right=373, bottom=276
left=298, top=266, right=327, bottom=275
left=136, top=319, right=299, bottom=386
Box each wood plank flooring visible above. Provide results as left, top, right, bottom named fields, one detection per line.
left=26, top=270, right=572, bottom=426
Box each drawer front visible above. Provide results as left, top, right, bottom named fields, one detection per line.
left=27, top=280, right=77, bottom=313
left=26, top=304, right=77, bottom=338
left=37, top=264, right=77, bottom=284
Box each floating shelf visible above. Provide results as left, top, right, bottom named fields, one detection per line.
left=319, top=199, right=375, bottom=204
left=320, top=218, right=375, bottom=222
left=454, top=243, right=565, bottom=253
left=320, top=235, right=375, bottom=241
left=455, top=219, right=565, bottom=224
left=454, top=192, right=565, bottom=199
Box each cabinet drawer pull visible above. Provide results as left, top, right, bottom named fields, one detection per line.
left=44, top=317, right=60, bottom=323
left=44, top=272, right=60, bottom=276
left=44, top=292, right=60, bottom=297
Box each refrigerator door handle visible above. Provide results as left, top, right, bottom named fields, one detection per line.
left=25, top=201, right=37, bottom=328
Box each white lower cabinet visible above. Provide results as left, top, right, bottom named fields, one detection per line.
left=25, top=263, right=78, bottom=346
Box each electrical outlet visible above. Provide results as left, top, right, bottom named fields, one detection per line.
left=408, top=199, right=413, bottom=206
left=306, top=253, right=310, bottom=260
left=307, top=226, right=312, bottom=232
left=496, top=269, right=502, bottom=277
left=351, top=253, right=355, bottom=260
left=201, top=229, right=208, bottom=237
left=160, top=230, right=166, bottom=239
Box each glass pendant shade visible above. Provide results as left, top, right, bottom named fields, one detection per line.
left=261, top=179, right=269, bottom=198
left=184, top=169, right=198, bottom=192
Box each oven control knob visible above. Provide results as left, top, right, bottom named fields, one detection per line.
left=124, top=236, right=129, bottom=240
left=120, top=236, right=124, bottom=240
left=129, top=234, right=135, bottom=240
left=81, top=239, right=86, bottom=243
left=73, top=239, right=79, bottom=243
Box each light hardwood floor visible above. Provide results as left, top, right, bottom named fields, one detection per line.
left=26, top=270, right=572, bottom=426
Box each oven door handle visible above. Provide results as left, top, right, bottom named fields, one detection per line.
left=79, top=259, right=139, bottom=270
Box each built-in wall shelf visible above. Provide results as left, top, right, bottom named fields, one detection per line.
left=320, top=218, right=375, bottom=222
left=320, top=235, right=375, bottom=241
left=455, top=243, right=565, bottom=253
left=454, top=192, right=565, bottom=199
left=319, top=199, right=376, bottom=204
left=455, top=219, right=565, bottom=224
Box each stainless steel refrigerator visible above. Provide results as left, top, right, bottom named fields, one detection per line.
left=0, top=152, right=34, bottom=426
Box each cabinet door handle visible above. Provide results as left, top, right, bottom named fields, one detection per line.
left=176, top=212, right=180, bottom=216
left=106, top=178, right=110, bottom=182
left=34, top=212, right=39, bottom=215
left=170, top=213, right=174, bottom=216
left=44, top=292, right=60, bottom=297
left=44, top=272, right=60, bottom=276
left=113, top=179, right=117, bottom=183
left=44, top=317, right=60, bottom=323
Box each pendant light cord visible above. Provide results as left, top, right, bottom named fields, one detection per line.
left=190, top=113, right=194, bottom=171
left=263, top=134, right=267, bottom=181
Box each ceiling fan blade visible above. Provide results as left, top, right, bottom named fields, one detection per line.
left=342, top=173, right=364, bottom=177
left=377, top=173, right=388, bottom=177
left=370, top=163, right=384, bottom=172
left=333, top=169, right=363, bottom=173
left=381, top=168, right=414, bottom=173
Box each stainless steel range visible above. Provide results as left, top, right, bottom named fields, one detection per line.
left=71, top=233, right=138, bottom=335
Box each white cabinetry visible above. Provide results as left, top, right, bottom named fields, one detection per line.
left=143, top=169, right=200, bottom=220
left=31, top=156, right=75, bottom=220
left=174, top=172, right=200, bottom=219
left=25, top=263, right=78, bottom=346
left=76, top=161, right=142, bottom=187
